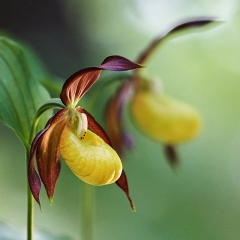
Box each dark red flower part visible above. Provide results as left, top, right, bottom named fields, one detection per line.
left=116, top=170, right=135, bottom=211
left=28, top=125, right=50, bottom=206
left=28, top=109, right=67, bottom=205
left=106, top=81, right=135, bottom=155
left=60, top=55, right=141, bottom=107
left=35, top=110, right=67, bottom=203
left=164, top=144, right=179, bottom=168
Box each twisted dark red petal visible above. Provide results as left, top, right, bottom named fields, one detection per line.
left=60, top=55, right=142, bottom=106
left=116, top=170, right=135, bottom=211
left=28, top=109, right=67, bottom=206
left=100, top=55, right=141, bottom=71
left=36, top=109, right=67, bottom=203
left=28, top=125, right=50, bottom=206
left=106, top=81, right=134, bottom=155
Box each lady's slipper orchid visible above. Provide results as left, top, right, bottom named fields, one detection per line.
left=28, top=55, right=142, bottom=210
left=105, top=18, right=216, bottom=166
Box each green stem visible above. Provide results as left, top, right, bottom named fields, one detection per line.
left=26, top=146, right=34, bottom=240
left=81, top=183, right=96, bottom=240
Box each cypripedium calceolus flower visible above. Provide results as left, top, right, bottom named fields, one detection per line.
left=28, top=55, right=142, bottom=210
left=105, top=18, right=217, bottom=167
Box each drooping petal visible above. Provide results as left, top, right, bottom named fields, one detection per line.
left=116, top=170, right=135, bottom=211
left=28, top=112, right=60, bottom=205
left=28, top=125, right=50, bottom=206
left=106, top=97, right=123, bottom=153
left=35, top=109, right=67, bottom=203
left=106, top=81, right=134, bottom=155
left=60, top=55, right=142, bottom=106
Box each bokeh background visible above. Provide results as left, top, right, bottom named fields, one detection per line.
left=1, top=0, right=240, bottom=239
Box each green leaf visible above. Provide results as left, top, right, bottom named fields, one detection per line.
left=0, top=32, right=63, bottom=97
left=0, top=37, right=51, bottom=147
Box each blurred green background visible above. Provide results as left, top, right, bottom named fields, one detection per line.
left=1, top=0, right=240, bottom=239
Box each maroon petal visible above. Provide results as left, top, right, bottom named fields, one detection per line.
left=60, top=56, right=142, bottom=106
left=106, top=97, right=123, bottom=152
left=116, top=170, right=135, bottom=211
left=28, top=125, right=50, bottom=206
left=28, top=113, right=59, bottom=206
left=36, top=109, right=67, bottom=203
left=100, top=55, right=142, bottom=71
left=106, top=81, right=134, bottom=155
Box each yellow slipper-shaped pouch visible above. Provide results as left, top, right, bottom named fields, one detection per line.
left=131, top=89, right=201, bottom=144
left=60, top=127, right=122, bottom=185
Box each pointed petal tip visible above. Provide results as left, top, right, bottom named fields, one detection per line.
left=39, top=204, right=42, bottom=213
left=28, top=168, right=42, bottom=210
left=115, top=170, right=136, bottom=211
left=130, top=199, right=136, bottom=212
left=34, top=197, right=42, bottom=210
left=49, top=197, right=53, bottom=206
left=125, top=191, right=135, bottom=211
left=31, top=192, right=42, bottom=211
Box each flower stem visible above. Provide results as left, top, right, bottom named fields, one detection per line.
left=27, top=185, right=34, bottom=240
left=81, top=183, right=96, bottom=240
left=26, top=146, right=34, bottom=240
